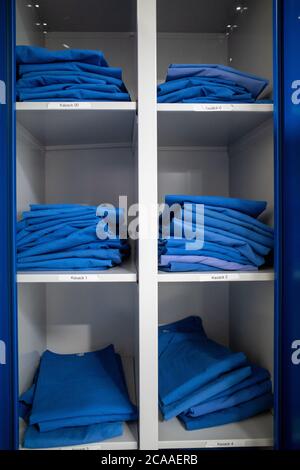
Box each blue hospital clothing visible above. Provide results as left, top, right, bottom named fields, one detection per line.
left=16, top=46, right=109, bottom=67
left=159, top=317, right=247, bottom=407
left=28, top=345, right=137, bottom=432
left=23, top=422, right=123, bottom=449
left=164, top=64, right=269, bottom=99
left=179, top=393, right=273, bottom=430
left=18, top=61, right=122, bottom=79
left=164, top=195, right=267, bottom=218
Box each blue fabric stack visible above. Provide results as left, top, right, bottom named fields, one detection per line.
left=16, top=46, right=130, bottom=102
left=20, top=345, right=137, bottom=448
left=17, top=204, right=130, bottom=271
left=159, top=316, right=273, bottom=430
left=159, top=195, right=274, bottom=272
left=157, top=64, right=269, bottom=103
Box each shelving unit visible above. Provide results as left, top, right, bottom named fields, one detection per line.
left=158, top=269, right=275, bottom=283
left=14, top=0, right=276, bottom=452
left=158, top=103, right=273, bottom=147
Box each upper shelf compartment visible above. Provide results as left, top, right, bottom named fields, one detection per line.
left=157, top=103, right=273, bottom=147
left=16, top=102, right=137, bottom=146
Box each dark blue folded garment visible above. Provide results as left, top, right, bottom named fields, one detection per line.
left=164, top=64, right=269, bottom=99
left=28, top=345, right=137, bottom=432
left=17, top=83, right=124, bottom=101
left=17, top=74, right=109, bottom=89
left=159, top=316, right=247, bottom=407
left=179, top=392, right=273, bottom=430
left=20, top=70, right=125, bottom=87
left=161, top=366, right=252, bottom=420
left=23, top=422, right=123, bottom=449
left=16, top=46, right=109, bottom=67
left=164, top=195, right=266, bottom=218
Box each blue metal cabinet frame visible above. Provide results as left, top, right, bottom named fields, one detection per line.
left=0, top=0, right=18, bottom=451
left=274, top=0, right=300, bottom=450
left=0, top=0, right=300, bottom=451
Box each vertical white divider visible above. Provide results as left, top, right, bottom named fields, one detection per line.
left=137, top=0, right=158, bottom=450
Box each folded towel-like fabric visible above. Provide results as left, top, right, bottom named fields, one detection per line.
left=16, top=46, right=109, bottom=67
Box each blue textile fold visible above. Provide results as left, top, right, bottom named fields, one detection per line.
left=179, top=393, right=273, bottom=430
left=161, top=64, right=269, bottom=100
left=16, top=46, right=130, bottom=102
left=27, top=345, right=137, bottom=432
left=23, top=422, right=123, bottom=449
left=159, top=316, right=248, bottom=408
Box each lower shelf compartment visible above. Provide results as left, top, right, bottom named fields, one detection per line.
left=19, top=357, right=138, bottom=450
left=159, top=412, right=273, bottom=449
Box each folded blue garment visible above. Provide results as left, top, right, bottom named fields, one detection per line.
left=165, top=64, right=269, bottom=99
left=29, top=345, right=137, bottom=432
left=18, top=89, right=130, bottom=102
left=179, top=393, right=273, bottom=430
left=164, top=195, right=267, bottom=218
left=18, top=249, right=122, bottom=263
left=159, top=255, right=257, bottom=272
left=159, top=263, right=221, bottom=272
left=17, top=74, right=110, bottom=89
left=23, top=422, right=123, bottom=449
left=158, top=82, right=253, bottom=104
left=16, top=46, right=109, bottom=67
left=158, top=76, right=248, bottom=97
left=18, top=61, right=122, bottom=79
left=20, top=70, right=125, bottom=87
left=171, top=218, right=273, bottom=256
left=158, top=239, right=259, bottom=265
left=161, top=366, right=252, bottom=420
left=18, top=258, right=115, bottom=271
left=159, top=316, right=247, bottom=407
left=17, top=83, right=124, bottom=99
left=186, top=378, right=272, bottom=418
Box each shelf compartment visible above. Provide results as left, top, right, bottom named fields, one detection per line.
left=19, top=356, right=138, bottom=451
left=16, top=102, right=137, bottom=147
left=158, top=269, right=275, bottom=283
left=157, top=103, right=273, bottom=147
left=17, top=261, right=137, bottom=283
left=159, top=412, right=273, bottom=449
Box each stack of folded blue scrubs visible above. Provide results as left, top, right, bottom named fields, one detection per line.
left=16, top=45, right=130, bottom=102
left=159, top=316, right=273, bottom=430
left=157, top=64, right=269, bottom=103
left=159, top=195, right=274, bottom=272
left=17, top=204, right=130, bottom=271
left=20, top=345, right=137, bottom=448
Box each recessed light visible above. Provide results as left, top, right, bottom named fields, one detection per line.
left=26, top=3, right=33, bottom=7
left=43, top=22, right=47, bottom=26
left=236, top=6, right=242, bottom=11
left=226, top=25, right=232, bottom=28
left=43, top=31, right=47, bottom=34
left=35, top=4, right=40, bottom=8
left=63, top=44, right=70, bottom=49
left=35, top=22, right=41, bottom=26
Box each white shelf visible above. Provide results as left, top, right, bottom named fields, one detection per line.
left=20, top=356, right=138, bottom=451
left=17, top=261, right=137, bottom=283
left=16, top=102, right=137, bottom=146
left=158, top=269, right=275, bottom=283
left=159, top=412, right=273, bottom=449
left=157, top=103, right=273, bottom=147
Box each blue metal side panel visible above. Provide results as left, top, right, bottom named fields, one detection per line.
left=275, top=0, right=300, bottom=450
left=0, top=0, right=18, bottom=451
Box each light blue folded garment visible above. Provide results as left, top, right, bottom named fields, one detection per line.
left=159, top=316, right=247, bottom=407
left=164, top=195, right=267, bottom=218
left=159, top=262, right=221, bottom=272
left=17, top=258, right=115, bottom=271
left=16, top=46, right=109, bottom=67
left=28, top=345, right=137, bottom=432
left=159, top=255, right=257, bottom=271
left=179, top=392, right=273, bottom=430
left=165, top=64, right=269, bottom=99
left=161, top=366, right=252, bottom=420
left=23, top=421, right=123, bottom=449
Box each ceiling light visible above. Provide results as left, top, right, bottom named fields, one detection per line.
left=26, top=3, right=33, bottom=7
left=35, top=22, right=41, bottom=26
left=35, top=4, right=40, bottom=7
left=236, top=6, right=242, bottom=11
left=63, top=44, right=70, bottom=49
left=43, top=31, right=47, bottom=34
left=43, top=22, right=47, bottom=26
left=226, top=25, right=232, bottom=28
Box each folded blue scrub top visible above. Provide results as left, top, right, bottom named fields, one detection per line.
left=165, top=64, right=269, bottom=99
left=23, top=422, right=123, bottom=449
left=179, top=392, right=273, bottom=430
left=16, top=46, right=109, bottom=67
left=29, top=345, right=137, bottom=432
left=159, top=316, right=247, bottom=407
